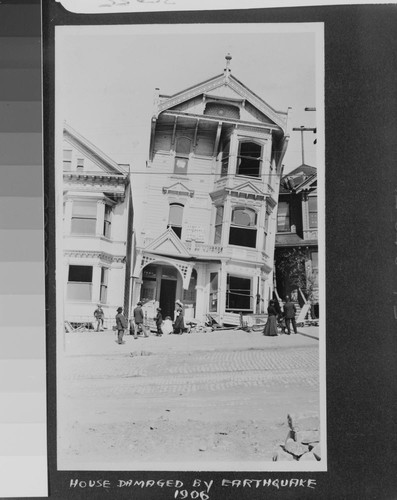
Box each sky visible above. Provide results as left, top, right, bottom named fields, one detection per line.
left=56, top=23, right=322, bottom=186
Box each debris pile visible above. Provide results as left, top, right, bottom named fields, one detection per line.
left=273, top=413, right=321, bottom=462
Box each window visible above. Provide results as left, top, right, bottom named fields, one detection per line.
left=76, top=158, right=84, bottom=171
left=263, top=211, right=269, bottom=251
left=174, top=137, right=191, bottom=174
left=214, top=206, right=223, bottom=244
left=308, top=196, right=318, bottom=228
left=226, top=275, right=252, bottom=312
left=183, top=270, right=197, bottom=303
left=63, top=149, right=72, bottom=171
left=311, top=251, right=318, bottom=275
left=100, top=267, right=108, bottom=303
left=103, top=205, right=112, bottom=238
left=168, top=203, right=184, bottom=238
left=209, top=272, right=218, bottom=312
left=229, top=207, right=257, bottom=248
left=71, top=201, right=97, bottom=235
left=236, top=141, right=262, bottom=178
left=220, top=140, right=230, bottom=177
left=277, top=201, right=290, bottom=232
left=67, top=265, right=93, bottom=301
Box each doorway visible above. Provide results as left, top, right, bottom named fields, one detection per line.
left=160, top=279, right=176, bottom=319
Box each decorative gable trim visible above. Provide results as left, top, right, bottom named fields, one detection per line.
left=162, top=182, right=194, bottom=198
left=157, top=74, right=287, bottom=133
left=144, top=227, right=191, bottom=258
left=64, top=123, right=126, bottom=175
left=226, top=181, right=266, bottom=200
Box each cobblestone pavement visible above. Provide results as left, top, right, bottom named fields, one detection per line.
left=58, top=329, right=321, bottom=469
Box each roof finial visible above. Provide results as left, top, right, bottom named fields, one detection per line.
left=224, top=53, right=232, bottom=76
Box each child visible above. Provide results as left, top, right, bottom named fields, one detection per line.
left=154, top=307, right=163, bottom=336
left=161, top=316, right=173, bottom=335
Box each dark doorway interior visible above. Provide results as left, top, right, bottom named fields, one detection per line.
left=160, top=279, right=176, bottom=319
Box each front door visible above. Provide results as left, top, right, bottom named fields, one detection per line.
left=160, top=279, right=176, bottom=319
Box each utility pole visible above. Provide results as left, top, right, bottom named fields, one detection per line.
left=292, top=126, right=317, bottom=164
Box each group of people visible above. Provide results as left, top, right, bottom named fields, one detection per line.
left=112, top=299, right=187, bottom=344
left=263, top=295, right=298, bottom=337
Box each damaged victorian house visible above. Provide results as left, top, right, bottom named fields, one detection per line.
left=133, top=56, right=290, bottom=326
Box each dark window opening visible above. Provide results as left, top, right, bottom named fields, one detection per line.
left=68, top=265, right=92, bottom=282
left=226, top=275, right=252, bottom=312
left=229, top=207, right=257, bottom=248
left=236, top=142, right=262, bottom=178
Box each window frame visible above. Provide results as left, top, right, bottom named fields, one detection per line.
left=308, top=195, right=318, bottom=229
left=167, top=202, right=184, bottom=239
left=277, top=201, right=291, bottom=233
left=71, top=200, right=97, bottom=236
left=236, top=140, right=263, bottom=178
left=173, top=136, right=192, bottom=175
left=228, top=206, right=258, bottom=248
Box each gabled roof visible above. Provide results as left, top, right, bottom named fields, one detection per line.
left=63, top=123, right=127, bottom=175
left=156, top=72, right=288, bottom=133
left=280, top=164, right=317, bottom=193
left=144, top=227, right=191, bottom=259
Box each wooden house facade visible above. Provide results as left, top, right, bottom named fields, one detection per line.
left=133, top=57, right=290, bottom=325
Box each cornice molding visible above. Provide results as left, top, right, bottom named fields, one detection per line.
left=64, top=250, right=125, bottom=264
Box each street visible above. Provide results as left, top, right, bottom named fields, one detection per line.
left=58, top=328, right=321, bottom=470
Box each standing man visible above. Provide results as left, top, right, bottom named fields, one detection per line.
left=283, top=295, right=298, bottom=335
left=115, top=306, right=127, bottom=344
left=133, top=301, right=148, bottom=339
left=94, top=304, right=104, bottom=331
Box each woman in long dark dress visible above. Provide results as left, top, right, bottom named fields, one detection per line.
left=173, top=300, right=185, bottom=334
left=263, top=299, right=278, bottom=336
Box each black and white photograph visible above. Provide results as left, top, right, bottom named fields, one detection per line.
left=55, top=23, right=325, bottom=471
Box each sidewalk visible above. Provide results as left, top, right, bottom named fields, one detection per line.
left=62, top=326, right=319, bottom=357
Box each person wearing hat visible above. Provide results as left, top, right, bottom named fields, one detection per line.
left=133, top=301, right=148, bottom=339
left=115, top=307, right=128, bottom=344
left=93, top=304, right=104, bottom=332
left=173, top=300, right=185, bottom=335
left=154, top=307, right=163, bottom=336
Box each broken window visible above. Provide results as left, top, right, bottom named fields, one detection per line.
left=174, top=136, right=191, bottom=174
left=168, top=203, right=184, bottom=238
left=236, top=141, right=262, bottom=178
left=214, top=205, right=224, bottom=244
left=226, top=275, right=252, bottom=312
left=229, top=207, right=257, bottom=248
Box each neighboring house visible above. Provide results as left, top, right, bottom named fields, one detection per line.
left=274, top=164, right=319, bottom=316
left=62, top=123, right=134, bottom=327
left=132, top=56, right=290, bottom=325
